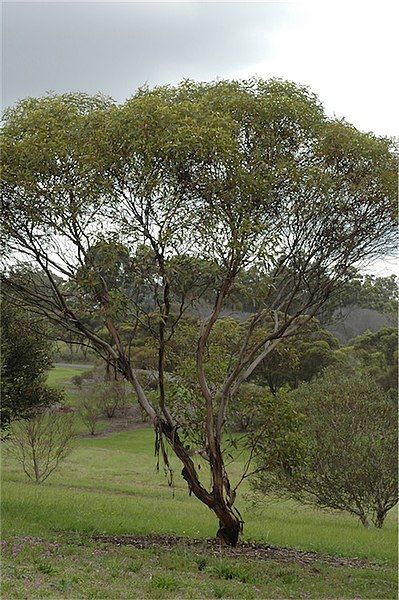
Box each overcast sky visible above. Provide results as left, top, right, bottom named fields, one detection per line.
left=3, top=1, right=399, bottom=137
left=2, top=0, right=398, bottom=273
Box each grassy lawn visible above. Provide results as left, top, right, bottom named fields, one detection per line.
left=47, top=363, right=89, bottom=408
left=47, top=364, right=90, bottom=388
left=2, top=532, right=397, bottom=599
left=45, top=363, right=110, bottom=435
left=1, top=365, right=397, bottom=598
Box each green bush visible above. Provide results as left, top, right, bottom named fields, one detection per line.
left=252, top=367, right=398, bottom=527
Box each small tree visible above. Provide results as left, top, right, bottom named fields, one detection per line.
left=7, top=411, right=75, bottom=483
left=73, top=365, right=130, bottom=418
left=252, top=368, right=398, bottom=528
left=349, top=327, right=398, bottom=398
left=76, top=384, right=104, bottom=435
left=250, top=321, right=338, bottom=394
left=102, top=379, right=129, bottom=419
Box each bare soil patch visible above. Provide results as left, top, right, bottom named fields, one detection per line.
left=92, top=533, right=369, bottom=568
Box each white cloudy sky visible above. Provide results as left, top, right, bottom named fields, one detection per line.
left=2, top=0, right=398, bottom=273
left=3, top=1, right=399, bottom=137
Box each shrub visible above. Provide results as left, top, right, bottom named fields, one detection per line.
left=73, top=367, right=131, bottom=419
left=1, top=299, right=62, bottom=431
left=7, top=410, right=75, bottom=483
left=252, top=368, right=398, bottom=527
left=75, top=385, right=104, bottom=435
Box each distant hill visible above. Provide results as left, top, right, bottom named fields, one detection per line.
left=323, top=305, right=394, bottom=345
left=189, top=300, right=395, bottom=347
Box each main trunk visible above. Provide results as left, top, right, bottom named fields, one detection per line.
left=159, top=420, right=242, bottom=546
left=213, top=503, right=241, bottom=546
left=121, top=362, right=242, bottom=546
left=209, top=443, right=241, bottom=546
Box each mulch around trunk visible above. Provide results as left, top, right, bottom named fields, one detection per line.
left=92, top=533, right=369, bottom=568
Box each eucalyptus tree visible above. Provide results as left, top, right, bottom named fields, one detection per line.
left=1, top=80, right=397, bottom=545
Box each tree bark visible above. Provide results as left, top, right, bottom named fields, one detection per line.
left=106, top=346, right=243, bottom=545
left=158, top=420, right=241, bottom=546
left=359, top=513, right=369, bottom=528
left=374, top=511, right=385, bottom=528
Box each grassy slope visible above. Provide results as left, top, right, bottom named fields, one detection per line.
left=1, top=365, right=397, bottom=598
left=47, top=365, right=89, bottom=388
left=2, top=428, right=397, bottom=563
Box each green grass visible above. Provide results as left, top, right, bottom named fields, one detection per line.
left=46, top=364, right=88, bottom=388
left=2, top=534, right=397, bottom=599
left=2, top=428, right=397, bottom=564
left=45, top=363, right=110, bottom=434
left=1, top=366, right=397, bottom=598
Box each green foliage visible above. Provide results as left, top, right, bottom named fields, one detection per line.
left=227, top=267, right=398, bottom=322
left=357, top=274, right=398, bottom=314
left=0, top=300, right=62, bottom=431
left=247, top=389, right=307, bottom=472
left=2, top=80, right=397, bottom=318
left=2, top=80, right=396, bottom=388
left=318, top=271, right=398, bottom=324
left=228, top=383, right=266, bottom=432
left=251, top=321, right=339, bottom=394
left=53, top=340, right=93, bottom=363
left=1, top=92, right=112, bottom=206
left=253, top=368, right=398, bottom=527
left=1, top=78, right=397, bottom=540
left=338, top=327, right=398, bottom=398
